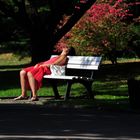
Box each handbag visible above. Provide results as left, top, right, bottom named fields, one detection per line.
left=50, top=65, right=66, bottom=76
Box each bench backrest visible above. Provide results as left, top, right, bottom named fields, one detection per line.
left=67, top=56, right=102, bottom=70
left=51, top=55, right=102, bottom=78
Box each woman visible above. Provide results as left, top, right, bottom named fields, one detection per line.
left=14, top=47, right=70, bottom=101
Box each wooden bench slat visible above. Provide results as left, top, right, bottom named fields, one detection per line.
left=68, top=61, right=101, bottom=65
left=67, top=56, right=102, bottom=65
left=68, top=56, right=101, bottom=59
left=67, top=64, right=99, bottom=70
left=51, top=55, right=101, bottom=63
left=44, top=75, right=78, bottom=80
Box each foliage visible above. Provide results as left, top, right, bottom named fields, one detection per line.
left=128, top=23, right=140, bottom=57
left=58, top=0, right=140, bottom=59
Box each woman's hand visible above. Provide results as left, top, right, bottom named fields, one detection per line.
left=34, top=64, right=39, bottom=68
left=39, top=64, right=51, bottom=68
left=34, top=63, right=51, bottom=68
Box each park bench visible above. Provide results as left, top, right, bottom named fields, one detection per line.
left=44, top=55, right=102, bottom=100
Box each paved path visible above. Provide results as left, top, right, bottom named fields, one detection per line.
left=0, top=102, right=140, bottom=140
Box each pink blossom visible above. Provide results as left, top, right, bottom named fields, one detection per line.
left=117, top=0, right=123, bottom=3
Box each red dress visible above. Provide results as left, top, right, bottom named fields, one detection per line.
left=23, top=56, right=65, bottom=90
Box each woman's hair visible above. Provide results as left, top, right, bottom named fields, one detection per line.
left=53, top=45, right=76, bottom=56
left=68, top=47, right=76, bottom=56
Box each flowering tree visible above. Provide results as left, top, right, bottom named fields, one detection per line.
left=58, top=0, right=139, bottom=63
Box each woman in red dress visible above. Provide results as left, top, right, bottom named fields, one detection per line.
left=14, top=47, right=70, bottom=101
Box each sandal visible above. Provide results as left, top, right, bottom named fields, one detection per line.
left=31, top=96, right=39, bottom=101
left=14, top=95, right=28, bottom=101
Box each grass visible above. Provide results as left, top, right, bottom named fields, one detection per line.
left=0, top=53, right=31, bottom=70
left=0, top=53, right=140, bottom=110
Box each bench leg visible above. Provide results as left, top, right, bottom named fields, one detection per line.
left=50, top=80, right=60, bottom=99
left=64, top=81, right=72, bottom=100
left=82, top=81, right=94, bottom=99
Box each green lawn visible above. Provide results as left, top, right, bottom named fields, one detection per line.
left=0, top=53, right=140, bottom=110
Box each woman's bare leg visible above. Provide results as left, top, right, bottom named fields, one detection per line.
left=27, top=72, right=38, bottom=100
left=14, top=70, right=28, bottom=100
left=20, top=70, right=28, bottom=97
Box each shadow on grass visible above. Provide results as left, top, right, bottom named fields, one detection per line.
left=0, top=63, right=31, bottom=70
left=97, top=61, right=140, bottom=81
left=0, top=63, right=31, bottom=89
left=0, top=70, right=20, bottom=90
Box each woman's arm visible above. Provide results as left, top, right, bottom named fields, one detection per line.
left=39, top=55, right=67, bottom=68
left=39, top=47, right=69, bottom=68
left=51, top=55, right=67, bottom=65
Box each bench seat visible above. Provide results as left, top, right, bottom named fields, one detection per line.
left=44, top=75, right=78, bottom=80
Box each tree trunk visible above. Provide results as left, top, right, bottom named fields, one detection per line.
left=30, top=31, right=54, bottom=64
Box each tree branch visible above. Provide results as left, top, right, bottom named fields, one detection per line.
left=54, top=0, right=96, bottom=43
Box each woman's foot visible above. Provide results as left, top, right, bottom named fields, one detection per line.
left=14, top=95, right=28, bottom=100
left=31, top=96, right=39, bottom=101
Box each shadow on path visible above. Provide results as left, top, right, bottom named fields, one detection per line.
left=0, top=104, right=140, bottom=139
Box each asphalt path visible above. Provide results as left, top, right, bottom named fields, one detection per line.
left=0, top=104, right=140, bottom=140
